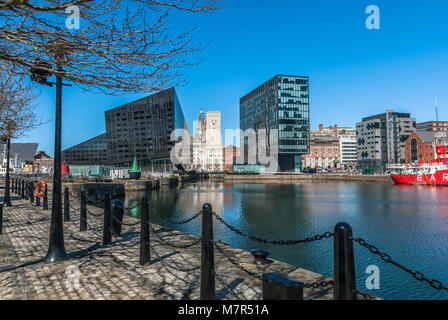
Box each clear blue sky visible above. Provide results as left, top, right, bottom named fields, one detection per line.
left=16, top=0, right=448, bottom=155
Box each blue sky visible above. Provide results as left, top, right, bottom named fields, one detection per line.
left=17, top=0, right=448, bottom=155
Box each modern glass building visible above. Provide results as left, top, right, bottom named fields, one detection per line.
left=105, top=88, right=190, bottom=171
left=240, top=75, right=310, bottom=172
left=62, top=133, right=109, bottom=165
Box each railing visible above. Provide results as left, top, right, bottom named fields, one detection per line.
left=2, top=177, right=448, bottom=300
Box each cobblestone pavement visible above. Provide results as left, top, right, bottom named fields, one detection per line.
left=0, top=191, right=371, bottom=300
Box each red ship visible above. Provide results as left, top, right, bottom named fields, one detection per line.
left=390, top=134, right=448, bottom=186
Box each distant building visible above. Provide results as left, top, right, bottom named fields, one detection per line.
left=404, top=131, right=441, bottom=164
left=416, top=121, right=448, bottom=132
left=62, top=133, right=109, bottom=165
left=105, top=88, right=189, bottom=172
left=302, top=124, right=340, bottom=170
left=240, top=75, right=310, bottom=172
left=337, top=127, right=357, bottom=167
left=34, top=150, right=53, bottom=174
left=192, top=110, right=223, bottom=172
left=223, top=145, right=240, bottom=172
left=356, top=110, right=416, bottom=172
left=1, top=143, right=38, bottom=171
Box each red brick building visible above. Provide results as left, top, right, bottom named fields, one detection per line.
left=404, top=132, right=437, bottom=164
left=222, top=145, right=240, bottom=172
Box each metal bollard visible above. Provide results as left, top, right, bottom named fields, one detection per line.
left=334, top=222, right=357, bottom=300
left=29, top=182, right=34, bottom=203
left=21, top=179, right=24, bottom=199
left=24, top=181, right=29, bottom=200
left=111, top=200, right=124, bottom=236
left=11, top=178, right=15, bottom=194
left=102, top=193, right=111, bottom=245
left=200, top=203, right=215, bottom=300
left=262, top=273, right=304, bottom=300
left=36, top=192, right=41, bottom=207
left=80, top=191, right=87, bottom=231
left=43, top=186, right=48, bottom=210
left=0, top=204, right=3, bottom=235
left=63, top=187, right=70, bottom=222
left=139, top=195, right=150, bottom=265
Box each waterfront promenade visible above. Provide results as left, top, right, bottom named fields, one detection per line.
left=0, top=196, right=347, bottom=300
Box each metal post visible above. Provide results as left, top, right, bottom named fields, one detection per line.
left=21, top=179, right=24, bottom=198
left=111, top=200, right=124, bottom=236
left=334, top=222, right=357, bottom=300
left=44, top=68, right=67, bottom=263
left=102, top=193, right=111, bottom=245
left=11, top=178, right=15, bottom=194
left=0, top=204, right=3, bottom=235
left=80, top=190, right=87, bottom=231
left=63, top=187, right=70, bottom=222
left=29, top=181, right=34, bottom=203
left=139, top=195, right=150, bottom=265
left=43, top=186, right=48, bottom=210
left=200, top=203, right=215, bottom=300
left=3, top=138, right=12, bottom=207
left=24, top=180, right=29, bottom=200
left=262, top=273, right=304, bottom=300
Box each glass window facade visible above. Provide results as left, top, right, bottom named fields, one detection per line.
left=240, top=75, right=310, bottom=171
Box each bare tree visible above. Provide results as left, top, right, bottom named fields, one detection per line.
left=0, top=62, right=40, bottom=206
left=0, top=0, right=220, bottom=94
left=0, top=63, right=40, bottom=140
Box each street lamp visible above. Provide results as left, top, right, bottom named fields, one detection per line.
left=30, top=54, right=71, bottom=263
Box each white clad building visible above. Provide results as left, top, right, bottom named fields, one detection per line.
left=192, top=110, right=223, bottom=172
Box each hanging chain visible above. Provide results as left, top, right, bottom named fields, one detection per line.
left=149, top=223, right=202, bottom=249
left=213, top=212, right=333, bottom=245
left=352, top=237, right=448, bottom=291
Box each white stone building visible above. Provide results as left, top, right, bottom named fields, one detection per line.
left=192, top=110, right=223, bottom=172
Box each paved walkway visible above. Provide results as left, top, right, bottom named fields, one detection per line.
left=0, top=193, right=364, bottom=300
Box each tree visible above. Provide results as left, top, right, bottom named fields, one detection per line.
left=0, top=0, right=220, bottom=93
left=0, top=63, right=40, bottom=206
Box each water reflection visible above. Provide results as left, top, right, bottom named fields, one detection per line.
left=122, top=181, right=448, bottom=300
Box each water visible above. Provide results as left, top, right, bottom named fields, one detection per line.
left=122, top=181, right=448, bottom=300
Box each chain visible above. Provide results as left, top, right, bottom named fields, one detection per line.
left=86, top=196, right=105, bottom=203
left=213, top=213, right=333, bottom=245
left=149, top=224, right=202, bottom=249
left=87, top=208, right=103, bottom=217
left=151, top=207, right=202, bottom=225
left=352, top=237, right=448, bottom=291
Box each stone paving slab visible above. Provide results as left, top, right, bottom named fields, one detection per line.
left=0, top=191, right=375, bottom=300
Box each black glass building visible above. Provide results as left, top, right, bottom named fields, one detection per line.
left=105, top=88, right=189, bottom=171
left=240, top=75, right=310, bottom=172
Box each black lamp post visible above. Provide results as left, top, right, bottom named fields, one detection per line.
left=30, top=57, right=71, bottom=263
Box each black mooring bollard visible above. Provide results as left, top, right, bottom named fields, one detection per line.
left=0, top=203, right=3, bottom=235
left=11, top=178, right=15, bottom=194
left=139, top=195, right=150, bottom=265
left=29, top=182, right=34, bottom=203
left=262, top=273, right=304, bottom=300
left=200, top=203, right=215, bottom=300
left=102, top=193, right=111, bottom=245
left=111, top=200, right=124, bottom=236
left=63, top=187, right=70, bottom=222
left=334, top=222, right=357, bottom=300
left=80, top=191, right=87, bottom=231
left=43, top=186, right=48, bottom=210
